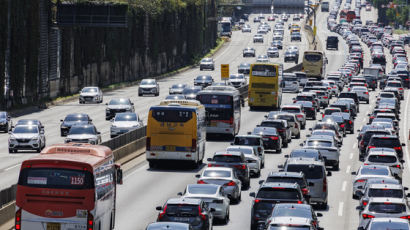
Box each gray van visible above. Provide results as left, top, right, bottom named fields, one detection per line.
left=282, top=158, right=331, bottom=209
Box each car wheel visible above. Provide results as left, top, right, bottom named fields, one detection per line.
left=277, top=147, right=282, bottom=153
left=60, top=130, right=65, bottom=137
left=148, top=161, right=156, bottom=169
left=319, top=202, right=328, bottom=210
left=36, top=148, right=41, bottom=153
left=295, top=132, right=301, bottom=139
left=138, top=93, right=142, bottom=96
left=366, top=100, right=369, bottom=104
left=155, top=92, right=159, bottom=96
left=9, top=148, right=14, bottom=154
left=223, top=208, right=229, bottom=224
left=283, top=141, right=288, bottom=148
left=333, top=162, right=339, bottom=171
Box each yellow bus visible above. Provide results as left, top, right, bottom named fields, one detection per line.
left=248, top=63, right=282, bottom=110
left=302, top=50, right=327, bottom=79
left=146, top=100, right=206, bottom=168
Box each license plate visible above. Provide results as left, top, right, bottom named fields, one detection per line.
left=47, top=223, right=61, bottom=230
left=262, top=138, right=269, bottom=141
left=174, top=217, right=190, bottom=222
left=165, top=146, right=176, bottom=151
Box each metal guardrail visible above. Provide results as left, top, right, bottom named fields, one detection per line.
left=0, top=185, right=16, bottom=209
left=101, top=125, right=146, bottom=150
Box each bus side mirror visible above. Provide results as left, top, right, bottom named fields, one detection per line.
left=115, top=164, right=123, bottom=185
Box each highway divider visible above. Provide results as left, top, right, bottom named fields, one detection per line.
left=0, top=63, right=302, bottom=229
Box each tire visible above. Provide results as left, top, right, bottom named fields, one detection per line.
left=295, top=132, right=301, bottom=139
left=366, top=100, right=369, bottom=104
left=333, top=162, right=339, bottom=171
left=148, top=161, right=156, bottom=169
left=138, top=93, right=142, bottom=96
left=277, top=147, right=282, bottom=153
left=155, top=92, right=159, bottom=96
left=255, top=170, right=261, bottom=178
left=319, top=202, right=328, bottom=210
left=283, top=140, right=288, bottom=148
left=223, top=208, right=230, bottom=224
left=9, top=148, right=14, bottom=153
left=350, top=129, right=354, bottom=134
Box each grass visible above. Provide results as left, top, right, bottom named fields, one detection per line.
left=394, top=29, right=410, bottom=35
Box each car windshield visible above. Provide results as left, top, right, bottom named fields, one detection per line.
left=140, top=80, right=154, bottom=85
left=269, top=226, right=310, bottom=230
left=368, top=188, right=403, bottom=198
left=371, top=138, right=401, bottom=147
left=304, top=54, right=322, bottom=62
left=165, top=204, right=199, bottom=216
left=234, top=137, right=260, bottom=145
left=312, top=130, right=334, bottom=137
left=187, top=185, right=218, bottom=195
left=272, top=207, right=310, bottom=218
left=172, top=84, right=185, bottom=89
left=68, top=126, right=96, bottom=135
left=368, top=203, right=406, bottom=213
left=281, top=108, right=300, bottom=113
left=360, top=167, right=389, bottom=175
left=230, top=75, right=244, bottom=79
left=0, top=113, right=6, bottom=119
left=17, top=120, right=39, bottom=126
left=213, top=155, right=242, bottom=163
left=227, top=147, right=253, bottom=156
left=82, top=87, right=97, bottom=93
left=257, top=188, right=300, bottom=200
left=368, top=154, right=397, bottom=163
left=13, top=126, right=38, bottom=134
left=290, top=150, right=319, bottom=159
left=369, top=221, right=410, bottom=229
left=240, top=63, right=250, bottom=68
left=109, top=99, right=130, bottom=105
left=203, top=170, right=231, bottom=178
left=65, top=115, right=88, bottom=122
left=115, top=113, right=137, bottom=122
left=253, top=127, right=278, bottom=135
left=387, top=82, right=402, bottom=87
left=266, top=177, right=306, bottom=188
left=306, top=140, right=333, bottom=147
left=286, top=165, right=324, bottom=179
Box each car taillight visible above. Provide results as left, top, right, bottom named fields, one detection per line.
left=362, top=201, right=368, bottom=206
left=400, top=215, right=410, bottom=219
left=158, top=205, right=167, bottom=220
left=87, top=212, right=94, bottom=230
left=368, top=146, right=375, bottom=149
left=191, top=139, right=197, bottom=152
left=322, top=114, right=325, bottom=118
left=340, top=124, right=345, bottom=128
left=399, top=88, right=404, bottom=90
left=349, top=120, right=352, bottom=124
left=362, top=214, right=375, bottom=219
left=365, top=92, right=369, bottom=94
left=297, top=115, right=304, bottom=118
left=257, top=147, right=262, bottom=153
left=302, top=188, right=309, bottom=195
left=277, top=129, right=285, bottom=132
left=323, top=96, right=328, bottom=99
left=270, top=136, right=279, bottom=140
left=395, top=164, right=401, bottom=168
left=15, top=208, right=21, bottom=230
left=394, top=146, right=402, bottom=150
left=225, top=181, right=236, bottom=186
left=198, top=206, right=207, bottom=220
left=348, top=88, right=350, bottom=91
left=197, top=180, right=207, bottom=184
left=146, top=137, right=151, bottom=151
left=235, top=164, right=247, bottom=170
left=297, top=200, right=303, bottom=204
left=356, top=179, right=366, bottom=183
left=255, top=199, right=260, bottom=203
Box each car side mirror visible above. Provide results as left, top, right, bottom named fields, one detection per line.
left=327, top=171, right=332, bottom=176
left=351, top=172, right=357, bottom=175
left=177, top=192, right=182, bottom=196
left=249, top=192, right=256, bottom=197
left=97, top=131, right=101, bottom=135
left=284, top=154, right=289, bottom=158
left=316, top=212, right=323, bottom=217
left=299, top=143, right=303, bottom=146
left=247, top=132, right=251, bottom=135
left=60, top=119, right=63, bottom=122
left=89, top=119, right=92, bottom=122
left=306, top=134, right=311, bottom=137
left=264, top=115, right=268, bottom=118
left=156, top=206, right=163, bottom=211
left=278, top=164, right=284, bottom=168
left=402, top=143, right=406, bottom=146
left=357, top=129, right=360, bottom=132
left=115, top=164, right=123, bottom=185
left=309, top=128, right=312, bottom=131
left=401, top=160, right=405, bottom=164
left=105, top=103, right=108, bottom=105
left=7, top=116, right=10, bottom=119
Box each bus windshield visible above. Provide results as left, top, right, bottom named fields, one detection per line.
left=304, top=54, right=322, bottom=62
left=151, top=109, right=193, bottom=123
left=18, top=168, right=94, bottom=189
left=251, top=65, right=278, bottom=77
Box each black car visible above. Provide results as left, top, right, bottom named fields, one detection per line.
left=367, top=135, right=405, bottom=158
left=294, top=101, right=316, bottom=120
left=326, top=36, right=339, bottom=50
left=252, top=127, right=282, bottom=153
left=333, top=112, right=354, bottom=134
left=359, top=128, right=392, bottom=157
left=338, top=92, right=359, bottom=106
left=271, top=40, right=283, bottom=50
left=0, top=111, right=12, bottom=132
left=238, top=62, right=251, bottom=74
left=249, top=182, right=306, bottom=230
left=60, top=113, right=93, bottom=136
left=156, top=197, right=213, bottom=230
left=194, top=75, right=214, bottom=88
left=259, top=120, right=292, bottom=147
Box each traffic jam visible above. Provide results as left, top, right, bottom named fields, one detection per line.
left=8, top=0, right=410, bottom=228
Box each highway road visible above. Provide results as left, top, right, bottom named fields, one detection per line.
left=0, top=12, right=310, bottom=191
left=114, top=3, right=410, bottom=230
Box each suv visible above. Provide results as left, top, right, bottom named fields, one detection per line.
left=326, top=36, right=339, bottom=50
left=207, top=151, right=250, bottom=188
left=79, top=86, right=103, bottom=104
left=259, top=120, right=292, bottom=147
left=156, top=198, right=213, bottom=230
left=367, top=135, right=405, bottom=158
left=249, top=182, right=306, bottom=230
left=282, top=158, right=331, bottom=209
left=271, top=113, right=301, bottom=139
left=281, top=104, right=306, bottom=129
left=358, top=128, right=393, bottom=158
left=105, top=98, right=135, bottom=120
left=60, top=113, right=93, bottom=136
left=138, top=79, right=160, bottom=96
left=8, top=125, right=45, bottom=153
left=199, top=58, right=215, bottom=71
left=232, top=134, right=265, bottom=160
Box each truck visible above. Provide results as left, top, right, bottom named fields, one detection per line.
left=272, top=0, right=305, bottom=13
left=321, top=1, right=329, bottom=11
left=363, top=67, right=380, bottom=90
left=220, top=17, right=232, bottom=37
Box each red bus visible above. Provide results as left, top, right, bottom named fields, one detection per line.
left=15, top=143, right=123, bottom=230
left=346, top=10, right=356, bottom=22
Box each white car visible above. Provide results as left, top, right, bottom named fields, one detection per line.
left=180, top=184, right=230, bottom=223
left=281, top=104, right=306, bottom=129
left=227, top=146, right=262, bottom=177
left=364, top=148, right=404, bottom=180
left=8, top=125, right=46, bottom=153
left=352, top=165, right=395, bottom=199
left=228, top=74, right=247, bottom=88
left=138, top=79, right=160, bottom=96
left=351, top=86, right=370, bottom=103
left=253, top=34, right=264, bottom=43
left=110, top=112, right=143, bottom=138
left=199, top=58, right=215, bottom=71
left=79, top=86, right=103, bottom=104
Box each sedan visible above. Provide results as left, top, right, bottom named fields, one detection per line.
left=0, top=111, right=12, bottom=132
left=110, top=112, right=143, bottom=138
left=351, top=86, right=370, bottom=103
left=238, top=62, right=251, bottom=74
left=183, top=86, right=202, bottom=100
left=180, top=184, right=230, bottom=223
left=271, top=40, right=283, bottom=49
left=194, top=75, right=214, bottom=88
left=359, top=218, right=410, bottom=230
left=253, top=34, right=264, bottom=43
left=60, top=113, right=93, bottom=136
left=290, top=32, right=302, bottom=42
left=256, top=55, right=269, bottom=63
left=195, top=167, right=242, bottom=203
left=65, top=124, right=101, bottom=145
left=228, top=74, right=247, bottom=88
left=243, top=47, right=256, bottom=57
left=169, top=83, right=188, bottom=94
left=352, top=165, right=395, bottom=199
left=267, top=46, right=279, bottom=58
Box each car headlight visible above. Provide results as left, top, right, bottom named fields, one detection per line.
left=31, top=137, right=40, bottom=141
left=9, top=137, right=16, bottom=142
left=64, top=139, right=71, bottom=143
left=89, top=139, right=97, bottom=145
left=106, top=108, right=110, bottom=111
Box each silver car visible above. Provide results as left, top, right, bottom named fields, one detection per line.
left=359, top=218, right=410, bottom=230
left=110, top=112, right=143, bottom=138
left=385, top=80, right=404, bottom=99
left=146, top=222, right=192, bottom=230
left=267, top=46, right=279, bottom=58
left=358, top=197, right=410, bottom=229
left=253, top=34, right=264, bottom=43
left=302, top=135, right=340, bottom=170
left=196, top=167, right=242, bottom=203
left=169, top=83, right=188, bottom=94
left=65, top=124, right=101, bottom=145
left=281, top=75, right=300, bottom=93
left=359, top=183, right=409, bottom=209
left=364, top=148, right=404, bottom=180
left=138, top=79, right=160, bottom=96
left=200, top=58, right=215, bottom=71
left=228, top=74, right=247, bottom=88
left=352, top=165, right=395, bottom=199
left=180, top=184, right=230, bottom=223
left=272, top=112, right=301, bottom=139
left=266, top=204, right=323, bottom=229
left=227, top=146, right=262, bottom=177
left=8, top=125, right=46, bottom=153
left=105, top=98, right=135, bottom=120
left=79, top=86, right=103, bottom=104
left=351, top=86, right=370, bottom=103
left=267, top=217, right=320, bottom=230
left=281, top=104, right=306, bottom=129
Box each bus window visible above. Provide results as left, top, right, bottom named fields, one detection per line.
left=152, top=109, right=193, bottom=122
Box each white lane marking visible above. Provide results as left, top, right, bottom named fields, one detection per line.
left=403, top=91, right=410, bottom=174
left=362, top=117, right=366, bottom=123
left=346, top=165, right=351, bottom=174
left=5, top=164, right=20, bottom=171
left=341, top=181, right=347, bottom=192
left=349, top=152, right=353, bottom=159
left=354, top=140, right=358, bottom=146
left=338, top=202, right=344, bottom=216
